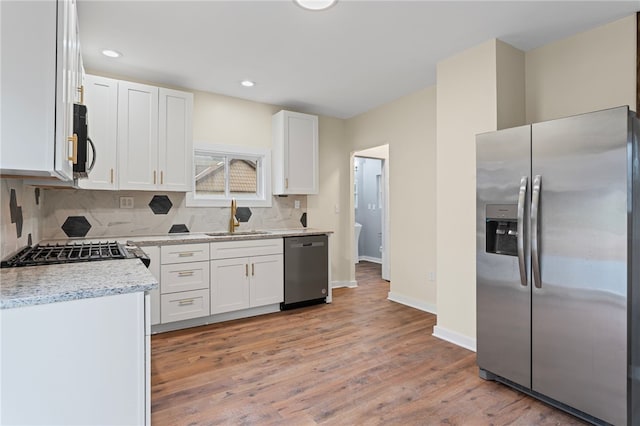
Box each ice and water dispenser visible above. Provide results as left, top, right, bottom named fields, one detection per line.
left=485, top=204, right=518, bottom=256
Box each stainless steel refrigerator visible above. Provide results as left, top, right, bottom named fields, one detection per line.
left=476, top=106, right=640, bottom=425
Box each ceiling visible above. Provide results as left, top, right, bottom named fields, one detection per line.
left=77, top=1, right=639, bottom=119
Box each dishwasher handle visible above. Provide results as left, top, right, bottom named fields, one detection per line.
left=291, top=241, right=325, bottom=248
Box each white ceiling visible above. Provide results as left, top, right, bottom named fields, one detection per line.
left=77, top=0, right=639, bottom=119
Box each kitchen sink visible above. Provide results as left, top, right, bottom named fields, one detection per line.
left=205, top=230, right=270, bottom=237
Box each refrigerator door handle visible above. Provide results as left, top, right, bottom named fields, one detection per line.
left=531, top=175, right=542, bottom=288
left=517, top=176, right=528, bottom=287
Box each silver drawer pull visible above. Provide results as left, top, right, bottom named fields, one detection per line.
left=177, top=271, right=195, bottom=277
left=178, top=252, right=195, bottom=257
left=178, top=299, right=195, bottom=306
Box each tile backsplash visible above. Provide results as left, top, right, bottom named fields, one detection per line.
left=39, top=189, right=307, bottom=241
left=1, top=179, right=41, bottom=258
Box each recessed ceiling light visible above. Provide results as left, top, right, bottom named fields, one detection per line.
left=101, top=49, right=122, bottom=58
left=240, top=80, right=255, bottom=87
left=294, top=0, right=337, bottom=11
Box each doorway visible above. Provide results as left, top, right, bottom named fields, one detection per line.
left=352, top=145, right=389, bottom=281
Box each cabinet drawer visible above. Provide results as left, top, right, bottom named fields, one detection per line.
left=210, top=238, right=283, bottom=259
left=160, top=261, right=209, bottom=294
left=161, top=243, right=209, bottom=264
left=161, top=289, right=210, bottom=323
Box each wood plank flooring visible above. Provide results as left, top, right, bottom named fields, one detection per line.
left=151, top=261, right=585, bottom=425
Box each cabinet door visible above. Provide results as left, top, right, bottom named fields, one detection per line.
left=0, top=0, right=72, bottom=180
left=79, top=75, right=118, bottom=190
left=272, top=110, right=318, bottom=195
left=0, top=293, right=145, bottom=425
left=56, top=0, right=76, bottom=181
left=249, top=254, right=283, bottom=307
left=118, top=82, right=158, bottom=190
left=143, top=246, right=161, bottom=326
left=158, top=88, right=193, bottom=191
left=210, top=258, right=250, bottom=314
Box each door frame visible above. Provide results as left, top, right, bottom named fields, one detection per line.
left=351, top=145, right=390, bottom=281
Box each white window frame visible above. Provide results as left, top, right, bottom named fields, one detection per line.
left=186, top=143, right=272, bottom=207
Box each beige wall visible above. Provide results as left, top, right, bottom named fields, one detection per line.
left=497, top=40, right=526, bottom=130
left=525, top=15, right=636, bottom=123
left=435, top=40, right=498, bottom=345
left=192, top=90, right=281, bottom=148
left=307, top=117, right=350, bottom=284
left=345, top=86, right=437, bottom=310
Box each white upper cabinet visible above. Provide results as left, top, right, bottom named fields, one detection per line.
left=117, top=82, right=193, bottom=191
left=272, top=110, right=319, bottom=195
left=1, top=0, right=82, bottom=180
left=78, top=75, right=118, bottom=190
left=158, top=88, right=193, bottom=191
left=118, top=81, right=160, bottom=190
left=82, top=77, right=193, bottom=192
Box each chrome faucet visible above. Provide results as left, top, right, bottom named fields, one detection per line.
left=229, top=198, right=240, bottom=233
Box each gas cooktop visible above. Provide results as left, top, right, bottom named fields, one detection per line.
left=1, top=242, right=130, bottom=268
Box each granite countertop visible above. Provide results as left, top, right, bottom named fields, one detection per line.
left=128, top=228, right=333, bottom=246
left=0, top=259, right=158, bottom=310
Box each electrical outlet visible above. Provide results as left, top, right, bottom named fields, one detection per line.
left=119, top=197, right=134, bottom=209
left=428, top=272, right=436, bottom=282
left=294, top=200, right=300, bottom=209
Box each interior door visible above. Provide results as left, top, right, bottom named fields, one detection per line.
left=531, top=107, right=629, bottom=425
left=476, top=125, right=531, bottom=388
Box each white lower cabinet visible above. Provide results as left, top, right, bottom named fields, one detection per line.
left=249, top=254, right=284, bottom=307
left=161, top=289, right=210, bottom=323
left=1, top=292, right=146, bottom=425
left=210, top=257, right=250, bottom=314
left=147, top=239, right=284, bottom=330
left=159, top=243, right=210, bottom=324
left=143, top=245, right=161, bottom=325
left=210, top=239, right=283, bottom=314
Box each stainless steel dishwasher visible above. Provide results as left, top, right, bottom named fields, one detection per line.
left=282, top=235, right=328, bottom=310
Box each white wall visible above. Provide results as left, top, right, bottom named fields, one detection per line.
left=525, top=15, right=636, bottom=123
left=345, top=86, right=437, bottom=311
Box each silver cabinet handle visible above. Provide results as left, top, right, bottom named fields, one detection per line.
left=177, top=270, right=195, bottom=277
left=531, top=175, right=542, bottom=289
left=178, top=298, right=195, bottom=306
left=517, top=176, right=528, bottom=287
left=178, top=252, right=195, bottom=257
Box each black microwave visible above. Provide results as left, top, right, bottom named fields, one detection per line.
left=72, top=103, right=96, bottom=178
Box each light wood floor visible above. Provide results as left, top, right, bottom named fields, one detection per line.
left=151, top=261, right=585, bottom=425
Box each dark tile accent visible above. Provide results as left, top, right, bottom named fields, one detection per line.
left=300, top=212, right=307, bottom=228
left=61, top=216, right=92, bottom=238
left=27, top=233, right=32, bottom=246
left=9, top=189, right=17, bottom=223
left=15, top=207, right=23, bottom=238
left=34, top=188, right=40, bottom=205
left=235, top=207, right=252, bottom=223
left=169, top=224, right=189, bottom=234
left=148, top=195, right=173, bottom=215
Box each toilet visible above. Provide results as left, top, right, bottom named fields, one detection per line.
left=354, top=222, right=362, bottom=264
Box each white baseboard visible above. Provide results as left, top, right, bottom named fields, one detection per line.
left=387, top=292, right=437, bottom=315
left=358, top=256, right=382, bottom=264
left=433, top=325, right=477, bottom=352
left=332, top=280, right=358, bottom=288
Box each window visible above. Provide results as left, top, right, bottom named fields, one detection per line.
left=186, top=143, right=272, bottom=207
